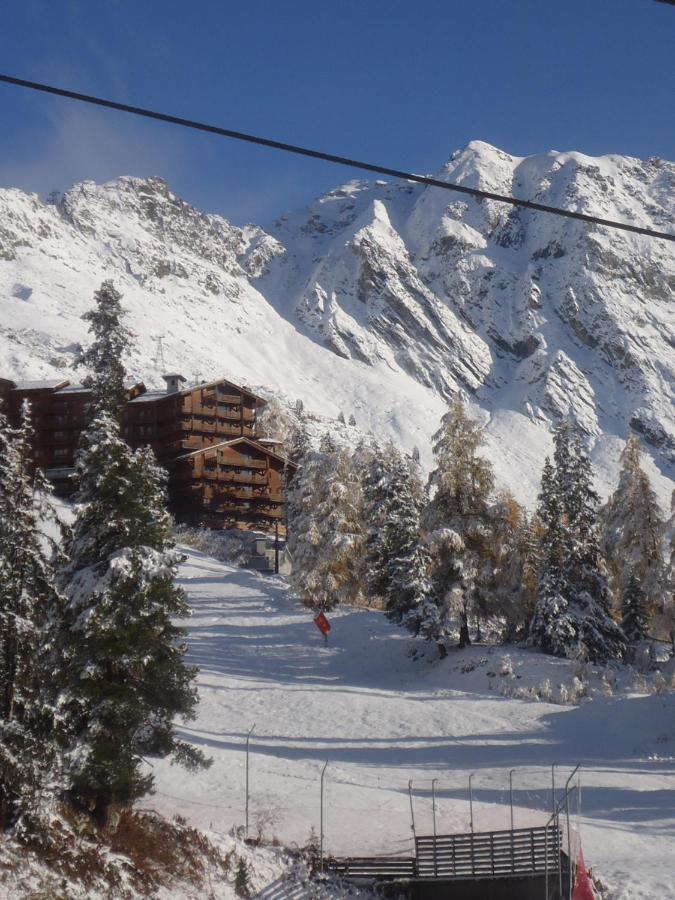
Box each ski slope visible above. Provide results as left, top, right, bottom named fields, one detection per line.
left=148, top=548, right=675, bottom=900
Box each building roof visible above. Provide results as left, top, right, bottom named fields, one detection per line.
left=193, top=377, right=267, bottom=405
left=127, top=390, right=166, bottom=404
left=54, top=383, right=90, bottom=394
left=127, top=375, right=266, bottom=406
left=14, top=379, right=70, bottom=391
left=176, top=437, right=297, bottom=469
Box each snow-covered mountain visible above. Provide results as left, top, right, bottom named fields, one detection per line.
left=1, top=141, right=673, bottom=504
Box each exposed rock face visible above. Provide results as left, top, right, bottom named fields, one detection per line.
left=267, top=143, right=674, bottom=454
left=0, top=141, right=673, bottom=499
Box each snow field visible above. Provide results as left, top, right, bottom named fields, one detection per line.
left=147, top=548, right=675, bottom=900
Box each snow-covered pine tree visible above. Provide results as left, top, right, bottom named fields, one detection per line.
left=529, top=457, right=574, bottom=655
left=600, top=436, right=666, bottom=620
left=423, top=398, right=495, bottom=647
left=567, top=433, right=612, bottom=612
left=361, top=442, right=431, bottom=625
left=621, top=569, right=648, bottom=643
left=0, top=404, right=60, bottom=836
left=348, top=414, right=356, bottom=427
left=529, top=422, right=626, bottom=661
left=51, top=415, right=209, bottom=825
left=337, top=411, right=346, bottom=424
left=361, top=441, right=389, bottom=601
left=287, top=435, right=364, bottom=610
left=288, top=419, right=311, bottom=465
left=50, top=285, right=208, bottom=826
left=664, top=490, right=675, bottom=655
left=77, top=280, right=130, bottom=417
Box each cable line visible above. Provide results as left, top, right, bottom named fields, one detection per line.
left=0, top=72, right=673, bottom=243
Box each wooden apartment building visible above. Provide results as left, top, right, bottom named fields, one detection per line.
left=0, top=373, right=296, bottom=533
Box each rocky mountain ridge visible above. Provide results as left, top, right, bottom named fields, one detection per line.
left=0, top=140, right=673, bottom=503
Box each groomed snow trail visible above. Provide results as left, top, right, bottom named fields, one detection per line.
left=149, top=548, right=675, bottom=900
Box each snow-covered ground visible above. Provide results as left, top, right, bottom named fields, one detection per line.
left=146, top=547, right=675, bottom=900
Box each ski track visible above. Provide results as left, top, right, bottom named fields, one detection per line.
left=148, top=548, right=675, bottom=900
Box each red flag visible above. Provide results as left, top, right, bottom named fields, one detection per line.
left=314, top=611, right=331, bottom=636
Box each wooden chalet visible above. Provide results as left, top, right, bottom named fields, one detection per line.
left=0, top=373, right=296, bottom=534
left=171, top=437, right=293, bottom=531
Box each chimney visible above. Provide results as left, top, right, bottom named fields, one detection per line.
left=162, top=373, right=187, bottom=395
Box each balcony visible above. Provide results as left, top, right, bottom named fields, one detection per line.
left=230, top=457, right=267, bottom=469
left=201, top=470, right=268, bottom=485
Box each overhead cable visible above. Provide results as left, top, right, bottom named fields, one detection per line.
left=0, top=72, right=673, bottom=243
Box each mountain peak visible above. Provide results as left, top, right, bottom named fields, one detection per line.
left=0, top=143, right=673, bottom=505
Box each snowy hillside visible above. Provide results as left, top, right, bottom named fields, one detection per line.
left=0, top=141, right=674, bottom=504
left=143, top=545, right=675, bottom=900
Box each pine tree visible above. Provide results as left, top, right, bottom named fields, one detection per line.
left=600, top=436, right=666, bottom=619
left=337, top=411, right=346, bottom=424
left=0, top=405, right=60, bottom=836
left=287, top=436, right=364, bottom=610
left=423, top=398, right=495, bottom=647
left=50, top=285, right=209, bottom=826
left=529, top=423, right=626, bottom=661
left=664, top=490, right=675, bottom=655
left=77, top=280, right=130, bottom=417
left=621, top=570, right=648, bottom=643
left=348, top=413, right=356, bottom=426
left=288, top=419, right=311, bottom=465
left=361, top=443, right=432, bottom=625
left=51, top=416, right=209, bottom=824
left=529, top=457, right=575, bottom=655
left=234, top=856, right=251, bottom=897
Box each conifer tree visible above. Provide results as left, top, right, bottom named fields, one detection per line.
left=529, top=422, right=626, bottom=661
left=423, top=398, right=495, bottom=647
left=361, top=443, right=431, bottom=625
left=77, top=280, right=130, bottom=417
left=600, top=436, right=665, bottom=618
left=287, top=436, right=364, bottom=610
left=621, top=570, right=648, bottom=644
left=0, top=405, right=60, bottom=836
left=52, top=414, right=209, bottom=824
left=50, top=285, right=208, bottom=825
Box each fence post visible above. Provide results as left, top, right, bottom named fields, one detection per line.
left=245, top=723, right=255, bottom=840
left=408, top=780, right=417, bottom=842
left=468, top=773, right=475, bottom=834
left=566, top=793, right=573, bottom=900
left=431, top=778, right=438, bottom=877
left=509, top=769, right=515, bottom=873
left=551, top=762, right=557, bottom=818
left=320, top=761, right=328, bottom=873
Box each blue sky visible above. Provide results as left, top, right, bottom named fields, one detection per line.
left=0, top=0, right=673, bottom=224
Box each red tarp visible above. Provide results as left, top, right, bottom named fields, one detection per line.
left=573, top=846, right=596, bottom=900
left=314, top=611, right=331, bottom=636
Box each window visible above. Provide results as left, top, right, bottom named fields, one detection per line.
left=54, top=448, right=69, bottom=458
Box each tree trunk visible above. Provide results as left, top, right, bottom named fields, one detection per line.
left=458, top=610, right=471, bottom=648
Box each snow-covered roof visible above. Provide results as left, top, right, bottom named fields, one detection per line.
left=176, top=436, right=296, bottom=467
left=15, top=379, right=70, bottom=391
left=55, top=383, right=90, bottom=394
left=127, top=390, right=167, bottom=404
